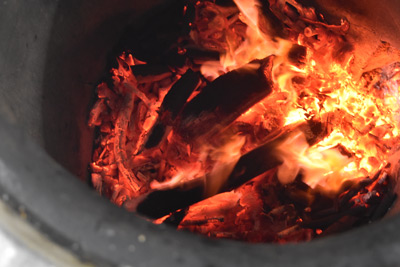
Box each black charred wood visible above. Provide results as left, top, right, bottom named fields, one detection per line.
left=282, top=177, right=313, bottom=208
left=176, top=56, right=275, bottom=142
left=370, top=193, right=397, bottom=221
left=221, top=117, right=330, bottom=192
left=162, top=209, right=188, bottom=227
left=319, top=216, right=358, bottom=237
left=144, top=122, right=167, bottom=149
left=346, top=204, right=369, bottom=217
left=221, top=140, right=283, bottom=192
left=139, top=116, right=331, bottom=219
left=136, top=178, right=204, bottom=219
left=338, top=179, right=357, bottom=194
left=311, top=207, right=339, bottom=218
left=308, top=192, right=335, bottom=213
left=145, top=69, right=201, bottom=149
left=301, top=213, right=343, bottom=229
left=161, top=69, right=202, bottom=121
left=302, top=203, right=369, bottom=230
left=338, top=187, right=362, bottom=209
left=286, top=189, right=313, bottom=208
left=164, top=49, right=188, bottom=70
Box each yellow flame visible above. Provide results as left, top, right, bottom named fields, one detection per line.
left=201, top=0, right=400, bottom=192
left=275, top=51, right=400, bottom=191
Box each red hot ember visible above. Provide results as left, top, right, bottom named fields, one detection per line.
left=89, top=0, right=398, bottom=242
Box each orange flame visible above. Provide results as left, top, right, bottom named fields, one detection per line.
left=217, top=0, right=400, bottom=192
left=273, top=51, right=400, bottom=191
left=90, top=0, right=400, bottom=213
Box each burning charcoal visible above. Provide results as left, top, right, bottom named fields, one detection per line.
left=88, top=0, right=400, bottom=244
left=176, top=56, right=275, bottom=142
left=336, top=174, right=381, bottom=209
left=145, top=69, right=202, bottom=148
left=88, top=99, right=107, bottom=127
left=301, top=170, right=395, bottom=232
left=222, top=117, right=330, bottom=192
left=338, top=183, right=366, bottom=209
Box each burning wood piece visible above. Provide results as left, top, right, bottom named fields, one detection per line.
left=190, top=1, right=246, bottom=53
left=136, top=116, right=331, bottom=219
left=177, top=170, right=314, bottom=242
left=145, top=69, right=202, bottom=149
left=176, top=56, right=275, bottom=142
left=267, top=0, right=353, bottom=65
left=174, top=164, right=397, bottom=242
left=89, top=53, right=183, bottom=200
left=297, top=169, right=397, bottom=233
left=222, top=116, right=331, bottom=191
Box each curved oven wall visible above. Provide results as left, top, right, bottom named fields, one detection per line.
left=1, top=0, right=400, bottom=267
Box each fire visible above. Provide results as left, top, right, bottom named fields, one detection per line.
left=220, top=0, right=400, bottom=192
left=274, top=53, right=400, bottom=191
left=89, top=0, right=399, bottom=243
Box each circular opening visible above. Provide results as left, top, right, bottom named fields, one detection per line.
left=83, top=0, right=400, bottom=244
left=2, top=0, right=400, bottom=266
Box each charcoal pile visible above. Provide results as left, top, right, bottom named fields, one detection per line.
left=88, top=0, right=399, bottom=243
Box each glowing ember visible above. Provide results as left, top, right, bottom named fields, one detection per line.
left=275, top=56, right=400, bottom=191
left=89, top=0, right=398, bottom=242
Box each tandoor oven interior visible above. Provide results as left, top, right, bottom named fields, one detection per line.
left=87, top=0, right=400, bottom=243
left=2, top=0, right=400, bottom=266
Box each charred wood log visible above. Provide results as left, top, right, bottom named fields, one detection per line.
left=299, top=170, right=397, bottom=232
left=135, top=178, right=204, bottom=219
left=137, top=117, right=330, bottom=219
left=145, top=69, right=202, bottom=149
left=160, top=69, right=202, bottom=120
left=176, top=56, right=276, bottom=142
left=370, top=192, right=397, bottom=221
left=221, top=117, right=331, bottom=192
